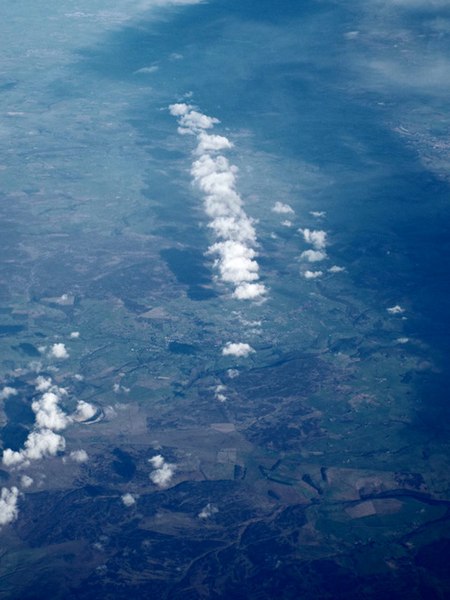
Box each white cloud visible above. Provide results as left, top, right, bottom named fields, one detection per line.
left=69, top=331, right=80, bottom=339
left=32, top=391, right=69, bottom=431
left=20, top=475, right=33, bottom=489
left=198, top=503, right=219, bottom=519
left=0, top=387, right=17, bottom=401
left=214, top=384, right=227, bottom=402
left=135, top=0, right=204, bottom=13
left=134, top=65, right=159, bottom=74
left=227, top=368, right=240, bottom=379
left=233, top=282, right=267, bottom=300
left=303, top=270, right=323, bottom=279
left=70, top=449, right=89, bottom=463
left=209, top=241, right=259, bottom=282
left=150, top=463, right=175, bottom=487
left=35, top=376, right=52, bottom=392
left=169, top=102, right=190, bottom=117
left=73, top=400, right=96, bottom=422
left=3, top=429, right=66, bottom=466
left=3, top=379, right=70, bottom=468
left=149, top=454, right=165, bottom=469
left=24, top=430, right=66, bottom=461
left=49, top=343, right=69, bottom=360
left=196, top=132, right=233, bottom=154
left=299, top=228, right=327, bottom=250
left=121, top=493, right=136, bottom=507
left=396, top=337, right=410, bottom=344
left=329, top=265, right=345, bottom=273
left=310, top=211, right=326, bottom=218
left=272, top=201, right=294, bottom=215
left=169, top=104, right=219, bottom=134
left=387, top=305, right=405, bottom=315
left=300, top=249, right=327, bottom=262
left=281, top=220, right=292, bottom=227
left=149, top=456, right=175, bottom=488
left=222, top=342, right=255, bottom=357
left=0, top=487, right=20, bottom=526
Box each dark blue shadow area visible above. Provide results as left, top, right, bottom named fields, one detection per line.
left=1, top=393, right=34, bottom=451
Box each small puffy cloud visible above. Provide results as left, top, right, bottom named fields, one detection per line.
left=299, top=228, right=327, bottom=250
left=73, top=400, right=96, bottom=422
left=0, top=487, right=20, bottom=526
left=182, top=110, right=219, bottom=131
left=171, top=105, right=219, bottom=133
left=121, top=493, right=136, bottom=507
left=303, top=270, right=323, bottom=279
left=149, top=456, right=175, bottom=488
left=222, top=342, right=255, bottom=357
left=329, top=265, right=345, bottom=273
left=233, top=282, right=267, bottom=300
left=396, top=337, right=410, bottom=344
left=49, top=343, right=69, bottom=360
left=23, top=429, right=65, bottom=461
left=0, top=387, right=17, bottom=401
left=70, top=449, right=89, bottom=463
left=281, top=220, right=292, bottom=227
left=149, top=455, right=165, bottom=469
left=169, top=102, right=191, bottom=116
left=3, top=429, right=66, bottom=466
left=69, top=331, right=80, bottom=339
left=32, top=391, right=69, bottom=431
left=150, top=463, right=175, bottom=487
left=310, top=211, right=326, bottom=218
left=198, top=503, right=219, bottom=519
left=214, top=384, right=227, bottom=402
left=196, top=132, right=233, bottom=154
left=227, top=368, right=240, bottom=379
left=35, top=376, right=52, bottom=392
left=300, top=249, right=327, bottom=262
left=20, top=475, right=33, bottom=488
left=272, top=201, right=294, bottom=215
left=387, top=305, right=405, bottom=315
left=2, top=449, right=25, bottom=467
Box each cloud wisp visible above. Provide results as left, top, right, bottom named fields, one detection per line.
left=272, top=201, right=295, bottom=215
left=387, top=304, right=405, bottom=315
left=169, top=103, right=266, bottom=301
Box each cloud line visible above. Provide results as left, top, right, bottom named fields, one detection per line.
left=169, top=103, right=267, bottom=300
